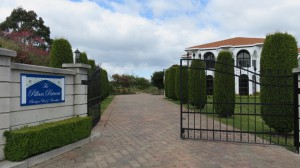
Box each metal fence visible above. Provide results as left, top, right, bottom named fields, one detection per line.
left=87, top=68, right=102, bottom=127
left=180, top=58, right=299, bottom=152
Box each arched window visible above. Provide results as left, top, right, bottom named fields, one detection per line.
left=237, top=50, right=251, bottom=67
left=206, top=75, right=213, bottom=95
left=204, top=52, right=215, bottom=69
left=239, top=74, right=249, bottom=95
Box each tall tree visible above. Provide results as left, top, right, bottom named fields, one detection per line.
left=260, top=32, right=298, bottom=133
left=151, top=71, right=164, bottom=89
left=0, top=7, right=51, bottom=49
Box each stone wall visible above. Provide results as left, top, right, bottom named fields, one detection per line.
left=0, top=48, right=90, bottom=160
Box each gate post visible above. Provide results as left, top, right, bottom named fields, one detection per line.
left=63, top=63, right=90, bottom=117
left=292, top=67, right=300, bottom=153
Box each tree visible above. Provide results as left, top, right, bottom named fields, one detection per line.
left=77, top=52, right=88, bottom=64
left=214, top=51, right=235, bottom=117
left=260, top=32, right=298, bottom=133
left=164, top=69, right=170, bottom=98
left=50, top=38, right=73, bottom=68
left=168, top=65, right=178, bottom=100
left=188, top=60, right=206, bottom=108
left=0, top=7, right=51, bottom=50
left=151, top=71, right=164, bottom=90
left=175, top=66, right=188, bottom=103
left=88, top=59, right=96, bottom=75
left=0, top=31, right=49, bottom=66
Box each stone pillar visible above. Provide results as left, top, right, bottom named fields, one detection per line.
left=0, top=48, right=16, bottom=160
left=62, top=64, right=90, bottom=117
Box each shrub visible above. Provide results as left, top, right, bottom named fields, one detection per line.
left=50, top=38, right=73, bottom=68
left=168, top=65, right=178, bottom=100
left=175, top=65, right=188, bottom=103
left=164, top=69, right=170, bottom=98
left=260, top=32, right=298, bottom=133
left=214, top=51, right=235, bottom=117
left=145, top=86, right=161, bottom=95
left=188, top=60, right=206, bottom=108
left=77, top=52, right=88, bottom=64
left=4, top=117, right=91, bottom=161
left=151, top=71, right=164, bottom=90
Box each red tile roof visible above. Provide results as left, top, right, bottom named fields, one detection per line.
left=187, top=37, right=265, bottom=49
left=298, top=48, right=300, bottom=53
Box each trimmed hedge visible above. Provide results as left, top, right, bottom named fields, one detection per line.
left=100, top=69, right=109, bottom=99
left=261, top=32, right=298, bottom=133
left=4, top=117, right=92, bottom=161
left=164, top=69, right=170, bottom=98
left=77, top=52, right=88, bottom=64
left=188, top=60, right=206, bottom=108
left=175, top=65, right=188, bottom=102
left=214, top=51, right=235, bottom=117
left=50, top=38, right=73, bottom=68
left=168, top=65, right=178, bottom=100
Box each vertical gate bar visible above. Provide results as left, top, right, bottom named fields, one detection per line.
left=293, top=73, right=299, bottom=153
left=180, top=59, right=183, bottom=139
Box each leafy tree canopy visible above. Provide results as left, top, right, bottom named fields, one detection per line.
left=0, top=7, right=51, bottom=49
left=151, top=71, right=164, bottom=89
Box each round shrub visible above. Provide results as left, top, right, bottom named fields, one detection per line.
left=175, top=65, right=188, bottom=103
left=188, top=60, right=206, bottom=108
left=50, top=38, right=73, bottom=68
left=214, top=51, right=235, bottom=117
left=261, top=32, right=298, bottom=133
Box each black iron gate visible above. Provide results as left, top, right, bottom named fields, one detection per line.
left=180, top=58, right=299, bottom=152
left=87, top=68, right=101, bottom=127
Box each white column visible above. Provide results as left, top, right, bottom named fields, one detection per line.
left=62, top=64, right=91, bottom=116
left=0, top=48, right=16, bottom=160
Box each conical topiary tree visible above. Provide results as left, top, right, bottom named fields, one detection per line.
left=188, top=60, right=206, bottom=108
left=175, top=65, right=188, bottom=103
left=168, top=65, right=178, bottom=100
left=77, top=52, right=88, bottom=64
left=261, top=32, right=298, bottom=133
left=214, top=51, right=235, bottom=117
left=50, top=38, right=73, bottom=68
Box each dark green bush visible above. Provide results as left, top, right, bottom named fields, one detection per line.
left=214, top=51, right=235, bottom=117
left=175, top=66, right=188, bottom=103
left=168, top=65, right=178, bottom=100
left=261, top=32, right=298, bottom=133
left=188, top=60, right=206, bottom=108
left=4, top=117, right=91, bottom=161
left=77, top=52, right=88, bottom=64
left=100, top=69, right=109, bottom=99
left=50, top=38, right=73, bottom=68
left=164, top=69, right=170, bottom=98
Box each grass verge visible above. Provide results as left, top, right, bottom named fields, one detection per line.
left=101, top=95, right=115, bottom=113
left=164, top=96, right=296, bottom=152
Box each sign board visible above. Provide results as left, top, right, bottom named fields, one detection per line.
left=20, top=74, right=65, bottom=106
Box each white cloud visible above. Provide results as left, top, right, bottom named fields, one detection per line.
left=1, top=0, right=300, bottom=79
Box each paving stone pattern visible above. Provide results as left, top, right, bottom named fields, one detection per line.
left=32, top=94, right=300, bottom=168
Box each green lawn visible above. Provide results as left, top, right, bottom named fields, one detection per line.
left=165, top=96, right=296, bottom=151
left=101, top=95, right=115, bottom=114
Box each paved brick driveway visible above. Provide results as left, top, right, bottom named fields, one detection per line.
left=33, top=94, right=300, bottom=168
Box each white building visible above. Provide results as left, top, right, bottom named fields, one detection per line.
left=184, top=37, right=300, bottom=95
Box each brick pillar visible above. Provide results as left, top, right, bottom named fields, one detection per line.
left=62, top=64, right=90, bottom=117
left=0, top=48, right=16, bottom=160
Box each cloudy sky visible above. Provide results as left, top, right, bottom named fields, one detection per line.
left=1, top=0, right=300, bottom=79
